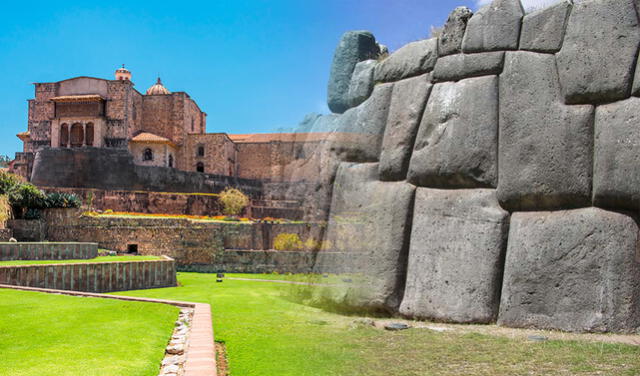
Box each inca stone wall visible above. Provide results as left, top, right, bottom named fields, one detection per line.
left=303, top=0, right=640, bottom=333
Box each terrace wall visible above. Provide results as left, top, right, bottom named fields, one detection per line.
left=0, top=256, right=177, bottom=292
left=0, top=242, right=97, bottom=261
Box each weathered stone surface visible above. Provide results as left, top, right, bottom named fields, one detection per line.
left=400, top=189, right=508, bottom=323
left=498, top=52, right=593, bottom=211
left=327, top=31, right=380, bottom=113
left=432, top=52, right=504, bottom=82
left=316, top=162, right=415, bottom=312
left=346, top=60, right=377, bottom=108
left=438, top=6, right=474, bottom=56
left=557, top=0, right=640, bottom=104
left=327, top=83, right=394, bottom=163
left=461, top=0, right=524, bottom=53
left=374, top=38, right=438, bottom=83
left=593, top=97, right=640, bottom=211
left=407, top=75, right=498, bottom=188
left=519, top=0, right=571, bottom=53
left=498, top=208, right=640, bottom=333
left=379, top=74, right=432, bottom=181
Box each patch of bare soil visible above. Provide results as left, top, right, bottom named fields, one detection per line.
left=369, top=319, right=640, bottom=346
left=216, top=341, right=230, bottom=376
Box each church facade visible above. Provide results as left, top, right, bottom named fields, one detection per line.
left=12, top=66, right=320, bottom=183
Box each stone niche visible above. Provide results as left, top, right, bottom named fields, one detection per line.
left=498, top=208, right=640, bottom=333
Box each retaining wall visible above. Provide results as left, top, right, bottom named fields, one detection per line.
left=0, top=242, right=97, bottom=261
left=0, top=256, right=176, bottom=292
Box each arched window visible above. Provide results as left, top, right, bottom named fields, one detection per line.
left=85, top=123, right=94, bottom=146
left=70, top=123, right=84, bottom=147
left=168, top=154, right=174, bottom=168
left=197, top=146, right=205, bottom=157
left=196, top=162, right=205, bottom=173
left=143, top=148, right=153, bottom=161
left=60, top=123, right=69, bottom=147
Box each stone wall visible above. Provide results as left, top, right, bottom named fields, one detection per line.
left=30, top=148, right=263, bottom=197
left=41, top=210, right=325, bottom=266
left=8, top=219, right=47, bottom=241
left=0, top=256, right=177, bottom=293
left=0, top=242, right=97, bottom=261
left=302, top=0, right=640, bottom=333
left=41, top=187, right=223, bottom=216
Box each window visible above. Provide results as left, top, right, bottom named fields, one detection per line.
left=85, top=123, right=94, bottom=146
left=70, top=123, right=84, bottom=147
left=59, top=123, right=69, bottom=147
left=197, top=146, right=205, bottom=157
left=168, top=154, right=174, bottom=168
left=196, top=162, right=205, bottom=173
left=191, top=118, right=195, bottom=132
left=143, top=148, right=153, bottom=161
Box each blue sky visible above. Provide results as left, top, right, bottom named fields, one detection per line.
left=0, top=0, right=535, bottom=156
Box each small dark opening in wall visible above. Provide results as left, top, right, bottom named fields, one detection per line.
left=127, top=244, right=138, bottom=255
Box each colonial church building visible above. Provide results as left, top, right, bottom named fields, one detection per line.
left=12, top=66, right=321, bottom=182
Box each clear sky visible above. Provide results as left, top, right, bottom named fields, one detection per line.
left=0, top=0, right=547, bottom=157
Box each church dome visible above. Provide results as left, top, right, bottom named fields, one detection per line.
left=146, top=77, right=171, bottom=95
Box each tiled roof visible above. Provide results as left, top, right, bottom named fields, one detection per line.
left=131, top=132, right=176, bottom=147
left=228, top=132, right=332, bottom=143
left=50, top=94, right=104, bottom=102
left=17, top=131, right=30, bottom=140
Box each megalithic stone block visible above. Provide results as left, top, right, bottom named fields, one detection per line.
left=399, top=188, right=509, bottom=323
left=593, top=97, right=640, bottom=211
left=557, top=0, right=640, bottom=104
left=498, top=51, right=593, bottom=211
left=374, top=38, right=438, bottom=83
left=519, top=0, right=572, bottom=53
left=438, top=6, right=474, bottom=56
left=462, top=0, right=524, bottom=53
left=327, top=31, right=380, bottom=114
left=379, top=74, right=433, bottom=181
left=408, top=75, right=499, bottom=189
left=317, top=162, right=415, bottom=313
left=499, top=208, right=640, bottom=333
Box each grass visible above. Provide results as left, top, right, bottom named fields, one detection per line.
left=0, top=288, right=178, bottom=376
left=117, top=273, right=640, bottom=376
left=0, top=255, right=161, bottom=266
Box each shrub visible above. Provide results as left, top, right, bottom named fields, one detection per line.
left=273, top=233, right=303, bottom=251
left=0, top=195, right=11, bottom=226
left=24, top=208, right=41, bottom=220
left=219, top=188, right=249, bottom=216
left=302, top=238, right=320, bottom=251
left=8, top=183, right=46, bottom=209
left=0, top=170, right=24, bottom=195
left=44, top=192, right=81, bottom=209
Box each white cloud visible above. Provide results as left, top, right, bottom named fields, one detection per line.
left=476, top=0, right=565, bottom=12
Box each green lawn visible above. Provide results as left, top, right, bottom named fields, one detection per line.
left=0, top=288, right=178, bottom=376
left=0, top=255, right=161, bottom=266
left=117, top=272, right=640, bottom=376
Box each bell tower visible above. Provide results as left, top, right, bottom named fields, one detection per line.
left=115, top=64, right=132, bottom=81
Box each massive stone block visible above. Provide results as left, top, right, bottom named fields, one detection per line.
left=379, top=74, right=432, bottom=181
left=438, top=6, right=474, bottom=56
left=317, top=162, right=416, bottom=312
left=557, top=0, right=640, bottom=104
left=327, top=83, right=394, bottom=163
left=461, top=0, right=524, bottom=53
left=499, top=208, right=640, bottom=333
left=374, top=38, right=438, bottom=83
left=327, top=31, right=380, bottom=114
left=593, top=97, right=640, bottom=211
left=519, top=0, right=571, bottom=53
left=346, top=60, right=377, bottom=108
left=399, top=189, right=509, bottom=323
left=407, top=75, right=498, bottom=188
left=432, top=52, right=504, bottom=82
left=498, top=52, right=593, bottom=211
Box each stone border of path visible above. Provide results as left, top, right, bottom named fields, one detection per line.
left=0, top=284, right=217, bottom=376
